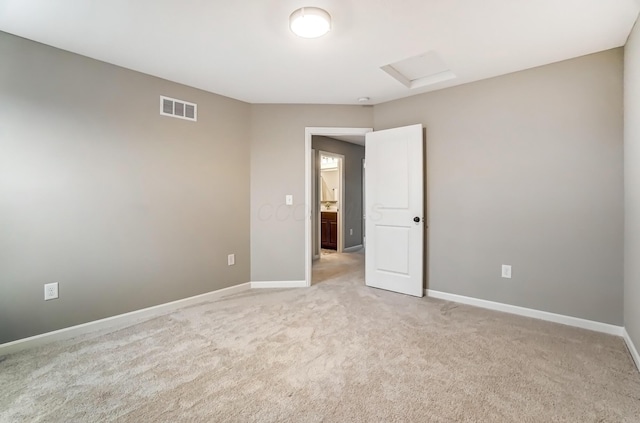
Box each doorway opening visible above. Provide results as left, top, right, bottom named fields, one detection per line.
left=305, top=127, right=372, bottom=287
left=318, top=151, right=344, bottom=253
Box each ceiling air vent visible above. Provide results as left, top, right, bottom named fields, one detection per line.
left=160, top=96, right=197, bottom=121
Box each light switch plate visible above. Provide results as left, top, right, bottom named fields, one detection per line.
left=285, top=195, right=293, bottom=205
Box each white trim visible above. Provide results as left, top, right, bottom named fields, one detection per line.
left=319, top=150, right=345, bottom=253
left=362, top=157, right=366, bottom=248
left=344, top=244, right=364, bottom=252
left=426, top=289, right=624, bottom=336
left=623, top=328, right=640, bottom=372
left=305, top=127, right=373, bottom=288
left=0, top=283, right=251, bottom=356
left=312, top=148, right=319, bottom=260
left=251, top=281, right=307, bottom=289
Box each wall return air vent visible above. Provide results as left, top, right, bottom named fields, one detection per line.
left=160, top=96, right=197, bottom=121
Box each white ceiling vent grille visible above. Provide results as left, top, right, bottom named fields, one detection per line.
left=160, top=96, right=197, bottom=121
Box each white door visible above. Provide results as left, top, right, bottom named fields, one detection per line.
left=365, top=124, right=423, bottom=297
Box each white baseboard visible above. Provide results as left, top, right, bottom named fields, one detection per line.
left=426, top=289, right=624, bottom=337
left=0, top=282, right=251, bottom=356
left=623, top=329, right=640, bottom=372
left=343, top=244, right=364, bottom=252
left=251, top=280, right=307, bottom=289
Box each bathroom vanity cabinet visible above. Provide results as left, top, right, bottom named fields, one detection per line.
left=321, top=211, right=338, bottom=250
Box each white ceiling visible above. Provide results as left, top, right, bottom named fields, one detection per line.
left=0, top=0, right=638, bottom=105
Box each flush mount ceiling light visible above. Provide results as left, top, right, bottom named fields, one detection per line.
left=289, top=7, right=331, bottom=38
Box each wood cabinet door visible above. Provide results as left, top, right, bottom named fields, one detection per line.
left=329, top=221, right=338, bottom=248
left=321, top=212, right=337, bottom=250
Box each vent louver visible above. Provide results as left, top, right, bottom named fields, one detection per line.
left=160, top=96, right=197, bottom=121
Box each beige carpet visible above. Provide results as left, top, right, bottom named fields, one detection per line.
left=313, top=248, right=362, bottom=284
left=1, top=250, right=639, bottom=422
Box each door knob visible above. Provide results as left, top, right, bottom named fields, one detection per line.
left=413, top=217, right=421, bottom=223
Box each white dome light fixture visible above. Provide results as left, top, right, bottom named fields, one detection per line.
left=290, top=7, right=331, bottom=38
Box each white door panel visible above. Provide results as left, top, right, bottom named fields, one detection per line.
left=365, top=124, right=423, bottom=297
left=375, top=226, right=410, bottom=274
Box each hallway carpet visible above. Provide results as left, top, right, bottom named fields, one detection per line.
left=2, top=250, right=639, bottom=422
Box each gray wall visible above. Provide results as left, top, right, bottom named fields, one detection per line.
left=250, top=105, right=373, bottom=282
left=312, top=136, right=365, bottom=249
left=374, top=49, right=624, bottom=325
left=0, top=33, right=251, bottom=344
left=1, top=29, right=629, bottom=344
left=625, top=18, right=640, bottom=352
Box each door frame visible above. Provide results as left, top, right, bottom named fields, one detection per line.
left=362, top=158, right=366, bottom=248
left=318, top=150, right=345, bottom=255
left=305, top=127, right=373, bottom=287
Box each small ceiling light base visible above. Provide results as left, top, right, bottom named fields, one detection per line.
left=290, top=7, right=331, bottom=38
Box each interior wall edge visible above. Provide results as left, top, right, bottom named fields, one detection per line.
left=623, top=328, right=640, bottom=372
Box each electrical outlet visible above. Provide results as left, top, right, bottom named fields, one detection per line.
left=44, top=282, right=59, bottom=300
left=501, top=265, right=512, bottom=279
left=228, top=254, right=235, bottom=266
left=350, top=228, right=353, bottom=236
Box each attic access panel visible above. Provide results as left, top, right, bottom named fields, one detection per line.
left=381, top=51, right=456, bottom=89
